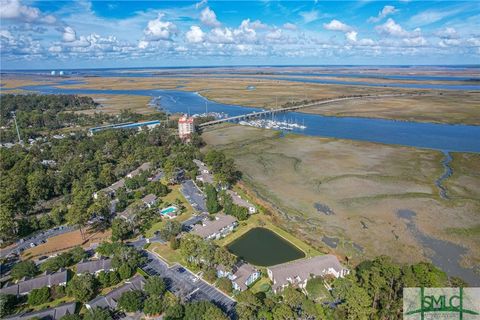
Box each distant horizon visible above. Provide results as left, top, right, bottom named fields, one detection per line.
left=3, top=64, right=480, bottom=72
left=1, top=1, right=479, bottom=69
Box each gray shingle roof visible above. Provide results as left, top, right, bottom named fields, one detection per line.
left=141, top=194, right=157, bottom=204
left=191, top=214, right=237, bottom=239
left=268, top=255, right=347, bottom=291
left=1, top=269, right=68, bottom=296
left=86, top=275, right=145, bottom=310
left=128, top=162, right=151, bottom=177
left=3, top=302, right=76, bottom=320
left=76, top=259, right=112, bottom=274
left=232, top=263, right=257, bottom=291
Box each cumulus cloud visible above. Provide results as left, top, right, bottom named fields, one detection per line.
left=375, top=18, right=420, bottom=38
left=346, top=31, right=358, bottom=42
left=435, top=27, right=459, bottom=39
left=1, top=0, right=56, bottom=25
left=368, top=5, right=398, bottom=23
left=323, top=20, right=353, bottom=32
left=144, top=13, right=177, bottom=41
left=200, top=7, right=220, bottom=27
left=208, top=27, right=234, bottom=43
left=283, top=23, right=297, bottom=30
left=62, top=26, right=76, bottom=42
left=186, top=26, right=205, bottom=43
left=403, top=36, right=427, bottom=46
left=299, top=10, right=319, bottom=23
left=138, top=40, right=149, bottom=49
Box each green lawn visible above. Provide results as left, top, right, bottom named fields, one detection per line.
left=145, top=184, right=194, bottom=238
left=148, top=242, right=183, bottom=266
left=216, top=214, right=322, bottom=258
left=249, top=276, right=271, bottom=294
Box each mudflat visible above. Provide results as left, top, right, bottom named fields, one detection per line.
left=202, top=125, right=480, bottom=277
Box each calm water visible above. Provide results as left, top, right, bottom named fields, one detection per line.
left=227, top=228, right=305, bottom=266
left=21, top=84, right=480, bottom=153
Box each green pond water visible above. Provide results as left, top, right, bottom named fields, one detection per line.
left=227, top=227, right=305, bottom=266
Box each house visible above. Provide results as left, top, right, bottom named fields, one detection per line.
left=127, top=162, right=152, bottom=179
left=267, top=255, right=349, bottom=293
left=141, top=194, right=158, bottom=208
left=191, top=214, right=237, bottom=240
left=217, top=263, right=261, bottom=291
left=85, top=275, right=145, bottom=310
left=227, top=190, right=256, bottom=214
left=194, top=159, right=214, bottom=184
left=93, top=179, right=125, bottom=199
left=117, top=206, right=135, bottom=222
left=0, top=269, right=68, bottom=297
left=76, top=259, right=113, bottom=275
left=3, top=302, right=77, bottom=320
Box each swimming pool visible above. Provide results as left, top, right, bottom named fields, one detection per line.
left=160, top=206, right=177, bottom=215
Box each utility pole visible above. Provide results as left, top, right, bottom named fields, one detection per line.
left=11, top=111, right=22, bottom=144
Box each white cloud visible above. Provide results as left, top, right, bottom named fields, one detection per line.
left=408, top=8, right=463, bottom=27
left=346, top=31, right=358, bottom=42
left=62, top=26, right=76, bottom=42
left=435, top=27, right=459, bottom=39
left=1, top=0, right=57, bottom=24
left=299, top=10, right=319, bottom=23
left=195, top=0, right=208, bottom=10
left=208, top=27, right=234, bottom=43
left=186, top=26, right=205, bottom=43
left=323, top=20, right=353, bottom=32
left=144, top=13, right=177, bottom=41
left=138, top=40, right=149, bottom=49
left=375, top=18, right=420, bottom=38
left=368, top=5, right=398, bottom=23
left=403, top=36, right=427, bottom=46
left=200, top=7, right=220, bottom=27
left=283, top=23, right=297, bottom=30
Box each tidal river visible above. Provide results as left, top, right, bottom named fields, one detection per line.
left=21, top=83, right=480, bottom=153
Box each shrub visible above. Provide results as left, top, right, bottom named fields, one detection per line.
left=28, top=287, right=51, bottom=306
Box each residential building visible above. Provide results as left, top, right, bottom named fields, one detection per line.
left=267, top=255, right=349, bottom=293
left=93, top=179, right=125, bottom=199
left=0, top=269, right=68, bottom=297
left=191, top=214, right=237, bottom=240
left=76, top=258, right=113, bottom=275
left=194, top=159, right=214, bottom=184
left=3, top=302, right=77, bottom=320
left=127, top=162, right=152, bottom=178
left=227, top=190, right=256, bottom=214
left=178, top=115, right=195, bottom=140
left=217, top=263, right=261, bottom=291
left=141, top=194, right=158, bottom=208
left=85, top=275, right=145, bottom=310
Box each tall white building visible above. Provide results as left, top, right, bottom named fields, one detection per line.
left=178, top=115, right=195, bottom=140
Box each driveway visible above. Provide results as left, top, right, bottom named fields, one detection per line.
left=181, top=180, right=207, bottom=213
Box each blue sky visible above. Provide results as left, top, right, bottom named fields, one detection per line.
left=1, top=0, right=479, bottom=69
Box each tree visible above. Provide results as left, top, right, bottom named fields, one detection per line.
left=66, top=181, right=94, bottom=239
left=11, top=260, right=38, bottom=280
left=164, top=303, right=184, bottom=319
left=333, top=278, right=372, bottom=320
left=214, top=247, right=237, bottom=270
left=144, top=296, right=164, bottom=316
left=28, top=287, right=51, bottom=306
left=118, top=264, right=133, bottom=280
left=217, top=277, right=233, bottom=294
left=144, top=276, right=166, bottom=297
left=0, top=294, right=17, bottom=318
left=147, top=181, right=169, bottom=197
left=305, top=277, right=327, bottom=301
left=83, top=307, right=112, bottom=320
left=117, top=290, right=144, bottom=312
left=272, top=304, right=295, bottom=320
left=159, top=220, right=182, bottom=241
left=0, top=206, right=16, bottom=242
left=184, top=301, right=227, bottom=320
left=111, top=218, right=133, bottom=242
left=67, top=274, right=97, bottom=302
left=203, top=267, right=217, bottom=283
left=282, top=286, right=304, bottom=309
left=205, top=184, right=220, bottom=214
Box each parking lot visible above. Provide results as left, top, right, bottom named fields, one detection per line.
left=142, top=251, right=236, bottom=318
left=1, top=225, right=75, bottom=258
left=181, top=180, right=207, bottom=213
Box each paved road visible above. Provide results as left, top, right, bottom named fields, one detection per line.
left=142, top=251, right=236, bottom=318
left=181, top=180, right=207, bottom=213
left=181, top=213, right=208, bottom=231
left=0, top=225, right=75, bottom=258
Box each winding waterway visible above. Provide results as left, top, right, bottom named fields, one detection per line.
left=21, top=83, right=480, bottom=153
left=435, top=152, right=453, bottom=199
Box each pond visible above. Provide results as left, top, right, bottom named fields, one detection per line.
left=227, top=227, right=305, bottom=266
